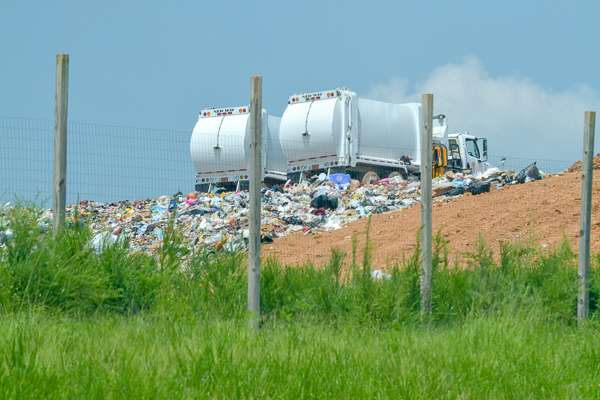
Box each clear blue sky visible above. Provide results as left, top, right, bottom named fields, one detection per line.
left=2, top=0, right=598, bottom=129
left=1, top=1, right=599, bottom=202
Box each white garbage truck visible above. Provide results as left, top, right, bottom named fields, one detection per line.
left=278, top=88, right=490, bottom=182
left=190, top=106, right=287, bottom=192
left=279, top=88, right=450, bottom=183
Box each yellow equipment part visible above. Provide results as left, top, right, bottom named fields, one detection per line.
left=432, top=144, right=448, bottom=178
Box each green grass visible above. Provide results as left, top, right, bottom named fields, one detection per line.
left=1, top=206, right=600, bottom=398
left=2, top=313, right=600, bottom=399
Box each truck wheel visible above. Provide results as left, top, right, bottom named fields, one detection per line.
left=388, top=170, right=407, bottom=180
left=361, top=171, right=380, bottom=185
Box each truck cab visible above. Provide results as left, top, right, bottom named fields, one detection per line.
left=447, top=132, right=490, bottom=174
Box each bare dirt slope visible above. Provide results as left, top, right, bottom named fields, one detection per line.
left=264, top=167, right=600, bottom=268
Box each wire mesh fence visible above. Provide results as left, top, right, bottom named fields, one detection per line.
left=1, top=117, right=194, bottom=205
left=487, top=155, right=572, bottom=175
left=1, top=115, right=588, bottom=269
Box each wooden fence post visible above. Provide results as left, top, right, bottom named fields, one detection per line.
left=248, top=75, right=263, bottom=330
left=578, top=111, right=596, bottom=322
left=420, top=93, right=433, bottom=317
left=53, top=54, right=69, bottom=232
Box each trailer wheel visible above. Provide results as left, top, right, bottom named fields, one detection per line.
left=361, top=171, right=380, bottom=185
left=388, top=170, right=407, bottom=180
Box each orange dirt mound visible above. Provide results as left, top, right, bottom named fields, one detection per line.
left=264, top=169, right=600, bottom=268
left=567, top=154, right=600, bottom=173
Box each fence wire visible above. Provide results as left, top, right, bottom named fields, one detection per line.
left=1, top=117, right=194, bottom=205
left=1, top=115, right=587, bottom=269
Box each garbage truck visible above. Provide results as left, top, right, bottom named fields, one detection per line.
left=278, top=88, right=490, bottom=183
left=190, top=106, right=287, bottom=192
left=279, top=88, right=450, bottom=183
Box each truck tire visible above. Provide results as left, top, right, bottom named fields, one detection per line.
left=388, top=170, right=407, bottom=180
left=361, top=171, right=380, bottom=185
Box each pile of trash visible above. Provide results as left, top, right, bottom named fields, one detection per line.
left=0, top=164, right=545, bottom=254
left=433, top=162, right=544, bottom=197
left=81, top=173, right=423, bottom=253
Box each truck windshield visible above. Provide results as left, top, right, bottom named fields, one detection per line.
left=465, top=139, right=480, bottom=159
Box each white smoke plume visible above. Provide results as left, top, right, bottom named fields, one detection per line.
left=368, top=57, right=600, bottom=164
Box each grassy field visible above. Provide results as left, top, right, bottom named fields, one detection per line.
left=1, top=207, right=600, bottom=398
left=3, top=313, right=600, bottom=399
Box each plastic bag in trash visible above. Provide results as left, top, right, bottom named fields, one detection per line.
left=310, top=193, right=339, bottom=210
left=371, top=269, right=391, bottom=280
left=468, top=181, right=490, bottom=195
left=91, top=231, right=120, bottom=253
left=329, top=173, right=351, bottom=190
left=445, top=186, right=466, bottom=197
left=322, top=215, right=343, bottom=231
left=515, top=162, right=542, bottom=184
left=0, top=229, right=13, bottom=245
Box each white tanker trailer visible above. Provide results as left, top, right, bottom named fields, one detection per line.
left=279, top=88, right=489, bottom=183
left=190, top=89, right=490, bottom=192
left=190, top=106, right=286, bottom=192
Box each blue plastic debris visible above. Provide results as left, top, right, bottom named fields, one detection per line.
left=329, top=173, right=351, bottom=190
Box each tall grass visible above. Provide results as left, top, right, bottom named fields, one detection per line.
left=2, top=206, right=600, bottom=398
left=2, top=313, right=600, bottom=399
left=1, top=206, right=599, bottom=324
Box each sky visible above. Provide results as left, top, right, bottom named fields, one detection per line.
left=1, top=0, right=599, bottom=201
